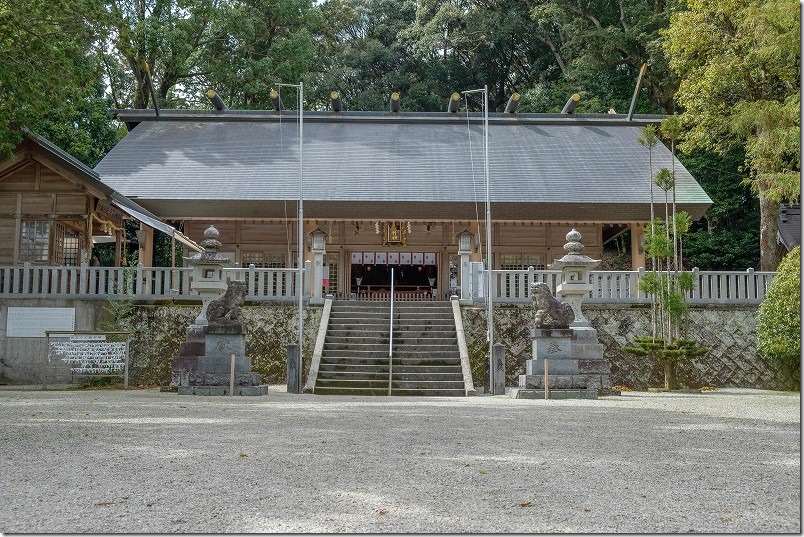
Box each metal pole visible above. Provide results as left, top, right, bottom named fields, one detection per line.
left=461, top=86, right=495, bottom=385
left=388, top=268, right=394, bottom=396
left=483, top=85, right=494, bottom=380
left=298, top=82, right=304, bottom=374
left=280, top=82, right=305, bottom=375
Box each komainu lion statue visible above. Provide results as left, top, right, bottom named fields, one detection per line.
left=531, top=282, right=574, bottom=329
left=207, top=280, right=247, bottom=324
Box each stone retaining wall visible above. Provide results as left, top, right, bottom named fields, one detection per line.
left=0, top=300, right=790, bottom=390
left=114, top=304, right=322, bottom=386
left=0, top=300, right=321, bottom=386
left=461, top=304, right=791, bottom=390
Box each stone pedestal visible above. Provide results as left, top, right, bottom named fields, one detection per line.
left=519, top=326, right=612, bottom=395
left=171, top=322, right=268, bottom=396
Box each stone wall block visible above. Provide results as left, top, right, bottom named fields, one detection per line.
left=577, top=359, right=610, bottom=374
left=571, top=343, right=604, bottom=359
left=466, top=304, right=783, bottom=390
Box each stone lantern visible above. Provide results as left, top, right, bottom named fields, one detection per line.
left=186, top=225, right=232, bottom=325
left=514, top=229, right=612, bottom=398
left=456, top=228, right=473, bottom=300
left=549, top=228, right=600, bottom=328
left=310, top=227, right=327, bottom=299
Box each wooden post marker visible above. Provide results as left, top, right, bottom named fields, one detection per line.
left=229, top=353, right=235, bottom=397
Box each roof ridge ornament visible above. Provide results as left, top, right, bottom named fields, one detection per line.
left=200, top=225, right=222, bottom=252
left=563, top=228, right=584, bottom=255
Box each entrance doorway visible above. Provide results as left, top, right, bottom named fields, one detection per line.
left=350, top=251, right=438, bottom=300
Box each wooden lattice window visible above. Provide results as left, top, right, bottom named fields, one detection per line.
left=499, top=254, right=545, bottom=270
left=19, top=221, right=50, bottom=264
left=51, top=223, right=83, bottom=266
left=20, top=221, right=83, bottom=266
left=326, top=253, right=338, bottom=295
left=241, top=251, right=286, bottom=268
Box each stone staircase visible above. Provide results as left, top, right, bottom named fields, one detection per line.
left=313, top=301, right=467, bottom=396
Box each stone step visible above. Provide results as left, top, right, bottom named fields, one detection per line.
left=324, top=334, right=455, bottom=344
left=316, top=300, right=464, bottom=397
left=327, top=316, right=390, bottom=325
left=323, top=349, right=460, bottom=360
left=324, top=341, right=457, bottom=351
left=317, top=363, right=462, bottom=374
left=325, top=328, right=455, bottom=339
left=318, top=373, right=463, bottom=389
left=320, top=356, right=461, bottom=367
left=328, top=318, right=454, bottom=329
left=333, top=301, right=452, bottom=308
left=317, top=370, right=464, bottom=382
left=313, top=386, right=466, bottom=397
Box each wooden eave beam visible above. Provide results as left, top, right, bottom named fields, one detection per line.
left=28, top=149, right=111, bottom=199
left=0, top=149, right=33, bottom=179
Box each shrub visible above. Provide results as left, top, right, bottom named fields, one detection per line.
left=757, top=246, right=801, bottom=387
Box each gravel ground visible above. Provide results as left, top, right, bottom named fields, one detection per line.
left=0, top=386, right=799, bottom=533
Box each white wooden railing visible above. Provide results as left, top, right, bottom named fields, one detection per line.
left=0, top=263, right=775, bottom=305
left=491, top=267, right=775, bottom=305
left=0, top=262, right=300, bottom=302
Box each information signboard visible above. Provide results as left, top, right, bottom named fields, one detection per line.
left=6, top=307, right=76, bottom=338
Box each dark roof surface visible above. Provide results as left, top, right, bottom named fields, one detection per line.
left=778, top=203, right=801, bottom=251
left=95, top=110, right=712, bottom=221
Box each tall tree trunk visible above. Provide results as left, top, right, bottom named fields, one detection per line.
left=758, top=191, right=782, bottom=271
left=663, top=358, right=677, bottom=390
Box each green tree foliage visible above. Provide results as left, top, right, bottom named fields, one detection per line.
left=757, top=246, right=801, bottom=386
left=624, top=336, right=706, bottom=390
left=403, top=0, right=549, bottom=110
left=306, top=0, right=440, bottom=111
left=663, top=0, right=800, bottom=270
left=29, top=83, right=124, bottom=167
left=101, top=0, right=226, bottom=109
left=204, top=0, right=319, bottom=108
left=523, top=0, right=676, bottom=114
left=0, top=0, right=107, bottom=155
left=680, top=149, right=761, bottom=269
left=99, top=0, right=319, bottom=111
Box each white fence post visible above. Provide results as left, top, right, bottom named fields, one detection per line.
left=22, top=262, right=31, bottom=294
left=79, top=262, right=88, bottom=295
left=691, top=267, right=700, bottom=302
left=304, top=260, right=312, bottom=298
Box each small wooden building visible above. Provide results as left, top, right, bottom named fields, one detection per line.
left=0, top=131, right=199, bottom=268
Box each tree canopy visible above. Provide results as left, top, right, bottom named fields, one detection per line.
left=663, top=0, right=800, bottom=270
left=0, top=0, right=108, bottom=155
left=2, top=0, right=798, bottom=272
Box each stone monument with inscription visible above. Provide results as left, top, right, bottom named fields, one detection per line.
left=514, top=229, right=614, bottom=399
left=171, top=225, right=268, bottom=396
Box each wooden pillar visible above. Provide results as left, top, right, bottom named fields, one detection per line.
left=630, top=223, right=645, bottom=269
left=138, top=224, right=154, bottom=267
left=468, top=221, right=482, bottom=263
left=114, top=229, right=122, bottom=266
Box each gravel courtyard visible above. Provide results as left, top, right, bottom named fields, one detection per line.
left=0, top=386, right=799, bottom=533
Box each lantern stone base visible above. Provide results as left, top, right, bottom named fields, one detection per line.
left=518, top=326, right=613, bottom=394
left=171, top=322, right=268, bottom=396
left=508, top=387, right=598, bottom=400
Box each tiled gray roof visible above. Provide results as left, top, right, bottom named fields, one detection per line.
left=778, top=204, right=800, bottom=251
left=95, top=111, right=712, bottom=221
left=20, top=129, right=200, bottom=249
